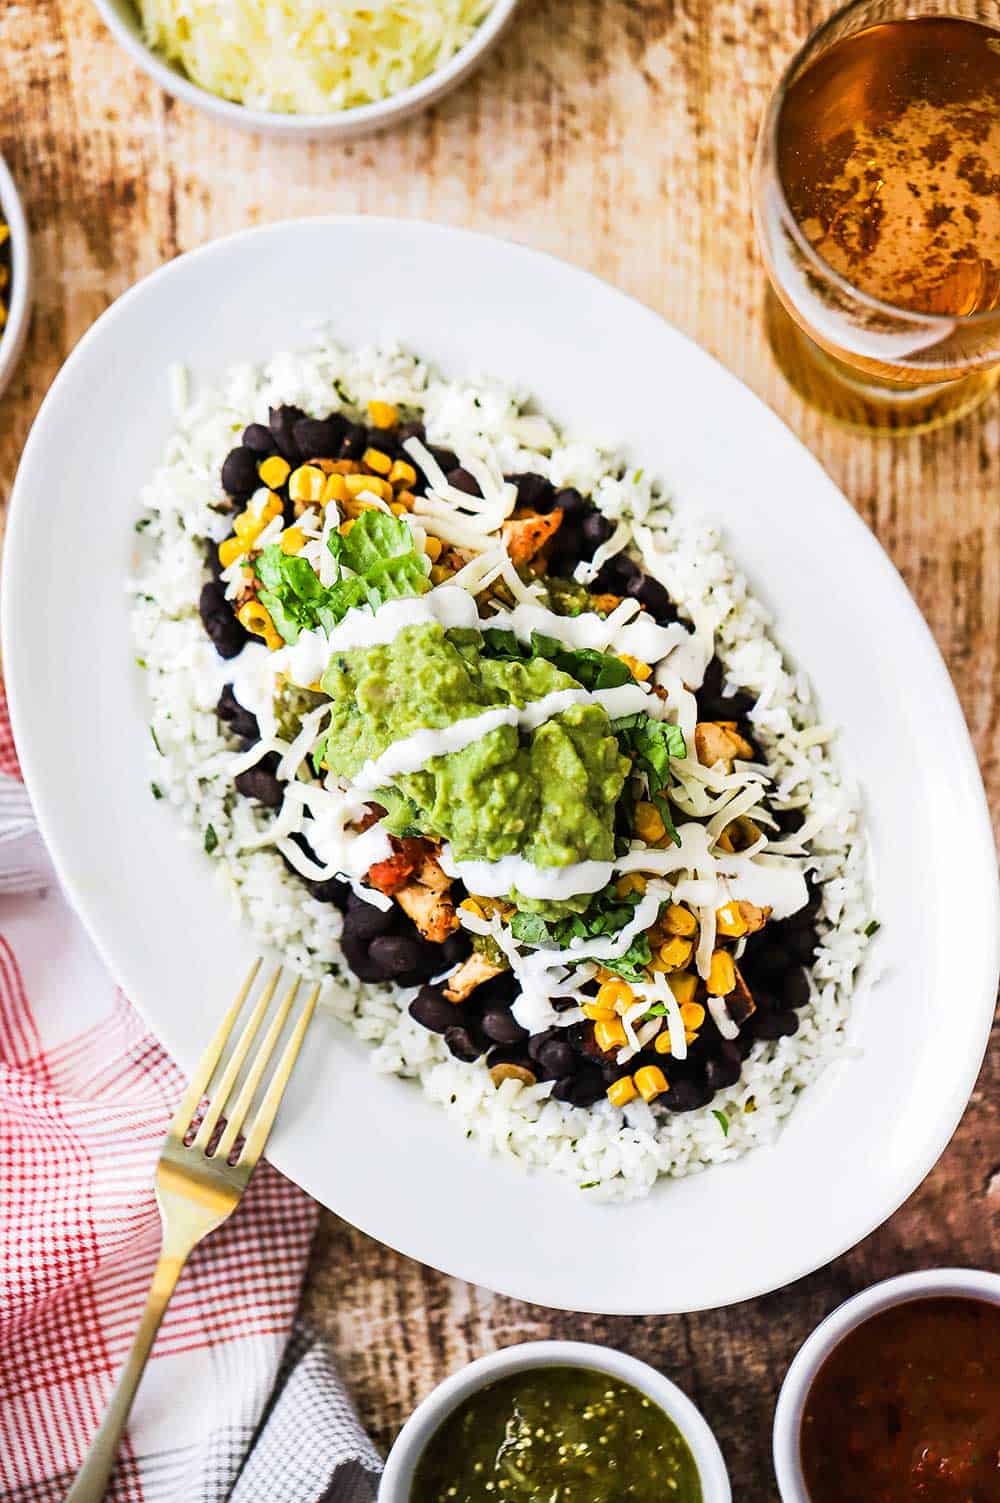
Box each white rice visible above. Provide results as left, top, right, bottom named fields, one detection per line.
left=130, top=335, right=875, bottom=1201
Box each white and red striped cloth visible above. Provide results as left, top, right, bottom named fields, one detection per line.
left=0, top=686, right=382, bottom=1502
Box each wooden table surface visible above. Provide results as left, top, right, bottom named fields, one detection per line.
left=3, top=2, right=998, bottom=1496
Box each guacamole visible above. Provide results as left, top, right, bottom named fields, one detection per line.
left=320, top=623, right=629, bottom=887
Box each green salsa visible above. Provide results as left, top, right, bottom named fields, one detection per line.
left=410, top=1366, right=703, bottom=1503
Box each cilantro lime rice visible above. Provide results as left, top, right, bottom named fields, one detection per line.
left=130, top=336, right=874, bottom=1200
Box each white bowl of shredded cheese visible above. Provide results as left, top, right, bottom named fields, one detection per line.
left=90, top=0, right=520, bottom=138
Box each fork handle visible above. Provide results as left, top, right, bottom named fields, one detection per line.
left=65, top=1249, right=187, bottom=1502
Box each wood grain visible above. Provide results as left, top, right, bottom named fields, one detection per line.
left=2, top=3, right=997, bottom=1497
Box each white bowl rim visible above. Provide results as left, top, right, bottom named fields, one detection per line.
left=379, top=1339, right=732, bottom=1502
left=0, top=154, right=32, bottom=399
left=772, top=1266, right=1000, bottom=1502
left=89, top=0, right=521, bottom=133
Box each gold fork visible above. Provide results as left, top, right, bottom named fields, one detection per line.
left=66, top=960, right=320, bottom=1503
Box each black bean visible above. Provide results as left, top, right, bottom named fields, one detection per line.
left=243, top=422, right=276, bottom=455
left=221, top=446, right=260, bottom=500
left=339, top=422, right=367, bottom=460
left=782, top=968, right=811, bottom=1010
left=593, top=553, right=640, bottom=593
left=481, top=1007, right=528, bottom=1045
left=339, top=933, right=386, bottom=983
left=447, top=466, right=481, bottom=497
left=784, top=926, right=818, bottom=963
left=205, top=537, right=225, bottom=580
left=305, top=875, right=349, bottom=908
left=429, top=446, right=458, bottom=473
left=626, top=572, right=678, bottom=624
left=216, top=684, right=260, bottom=743
left=752, top=1010, right=800, bottom=1040
left=444, top=1025, right=486, bottom=1063
left=553, top=487, right=587, bottom=517
left=527, top=1028, right=561, bottom=1063
left=564, top=1021, right=593, bottom=1053
left=664, top=1078, right=714, bottom=1113
left=198, top=580, right=248, bottom=660
left=554, top=1065, right=607, bottom=1107
left=409, top=986, right=461, bottom=1035
left=774, top=806, right=806, bottom=835
left=368, top=427, right=400, bottom=458
left=440, top=929, right=472, bottom=967
left=536, top=1038, right=576, bottom=1079
left=581, top=508, right=614, bottom=549
left=293, top=415, right=344, bottom=461
left=234, top=765, right=283, bottom=808
left=343, top=892, right=397, bottom=943
left=367, top=934, right=435, bottom=981
left=744, top=941, right=793, bottom=980
left=486, top=1044, right=535, bottom=1072
left=704, top=1053, right=742, bottom=1091
left=474, top=970, right=520, bottom=1007
left=546, top=523, right=583, bottom=577
left=396, top=420, right=426, bottom=446
left=507, top=473, right=554, bottom=511
left=268, top=405, right=307, bottom=463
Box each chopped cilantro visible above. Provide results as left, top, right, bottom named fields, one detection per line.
left=134, top=517, right=151, bottom=533
left=613, top=713, right=686, bottom=846
left=713, top=1109, right=730, bottom=1135
left=481, top=628, right=634, bottom=691
left=135, top=657, right=147, bottom=669
left=150, top=725, right=163, bottom=755
left=204, top=824, right=219, bottom=854
left=864, top=919, right=880, bottom=937
left=579, top=1180, right=600, bottom=1190
left=150, top=782, right=163, bottom=800
left=509, top=886, right=656, bottom=983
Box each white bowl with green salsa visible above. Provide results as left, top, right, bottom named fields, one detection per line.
left=379, top=1339, right=731, bottom=1503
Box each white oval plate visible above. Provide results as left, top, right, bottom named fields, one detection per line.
left=4, top=220, right=997, bottom=1313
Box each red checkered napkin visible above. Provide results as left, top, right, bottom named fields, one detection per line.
left=0, top=684, right=381, bottom=1503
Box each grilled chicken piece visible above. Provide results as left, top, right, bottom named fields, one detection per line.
left=694, top=720, right=756, bottom=772
left=501, top=509, right=563, bottom=566
left=736, top=900, right=770, bottom=934
left=443, top=950, right=506, bottom=1002
left=396, top=881, right=459, bottom=943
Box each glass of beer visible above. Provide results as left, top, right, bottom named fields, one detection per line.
left=753, top=0, right=1000, bottom=434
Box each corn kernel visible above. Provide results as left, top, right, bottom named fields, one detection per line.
left=232, top=509, right=257, bottom=543
left=344, top=472, right=393, bottom=501
left=634, top=1065, right=669, bottom=1102
left=707, top=950, right=736, bottom=996
left=363, top=447, right=393, bottom=475
left=680, top=1000, right=706, bottom=1031
left=618, top=653, right=653, bottom=682
left=367, top=400, right=399, bottom=429
left=331, top=459, right=360, bottom=474
left=657, top=936, right=693, bottom=971
left=322, top=473, right=349, bottom=505
left=459, top=897, right=486, bottom=920
left=596, top=978, right=635, bottom=1014
left=607, top=1076, right=638, bottom=1109
left=258, top=454, right=291, bottom=489
left=389, top=502, right=409, bottom=517
left=218, top=536, right=245, bottom=569
left=280, top=527, right=306, bottom=555
left=716, top=901, right=748, bottom=938
left=663, top=903, right=697, bottom=937
left=429, top=564, right=451, bottom=585
left=237, top=600, right=282, bottom=652
left=615, top=872, right=647, bottom=898
left=339, top=519, right=355, bottom=536
left=667, top=971, right=698, bottom=1008
left=594, top=1018, right=628, bottom=1053
left=288, top=464, right=325, bottom=504
left=423, top=535, right=443, bottom=561
left=394, top=490, right=416, bottom=511
left=389, top=459, right=417, bottom=489
left=634, top=801, right=666, bottom=844
left=582, top=1001, right=618, bottom=1022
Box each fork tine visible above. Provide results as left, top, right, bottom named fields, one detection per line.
left=191, top=964, right=282, bottom=1151
left=237, top=983, right=321, bottom=1169
left=215, top=976, right=301, bottom=1160
left=168, top=957, right=262, bottom=1138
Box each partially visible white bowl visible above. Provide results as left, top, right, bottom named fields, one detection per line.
left=379, top=1340, right=731, bottom=1502
left=89, top=0, right=521, bottom=140
left=0, top=155, right=32, bottom=400
left=773, top=1267, right=1000, bottom=1502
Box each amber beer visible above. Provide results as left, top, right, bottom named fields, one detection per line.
left=754, top=6, right=1000, bottom=432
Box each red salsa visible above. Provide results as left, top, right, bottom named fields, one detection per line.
left=800, top=1296, right=1000, bottom=1503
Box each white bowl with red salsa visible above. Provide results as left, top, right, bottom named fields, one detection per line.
left=773, top=1268, right=1000, bottom=1503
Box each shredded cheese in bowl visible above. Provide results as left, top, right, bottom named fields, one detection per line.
left=134, top=0, right=497, bottom=114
